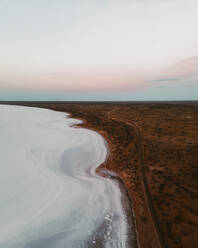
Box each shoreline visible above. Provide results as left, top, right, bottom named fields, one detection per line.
left=68, top=112, right=157, bottom=248
left=0, top=104, right=131, bottom=247
left=70, top=112, right=138, bottom=247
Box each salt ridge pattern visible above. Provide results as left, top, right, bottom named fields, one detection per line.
left=0, top=105, right=130, bottom=248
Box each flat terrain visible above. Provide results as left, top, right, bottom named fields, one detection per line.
left=2, top=101, right=198, bottom=248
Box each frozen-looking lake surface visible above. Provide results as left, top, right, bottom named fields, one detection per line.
left=0, top=105, right=133, bottom=248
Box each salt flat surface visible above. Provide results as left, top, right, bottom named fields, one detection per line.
left=0, top=105, right=129, bottom=248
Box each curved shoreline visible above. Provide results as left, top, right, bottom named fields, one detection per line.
left=69, top=113, right=138, bottom=248
left=0, top=104, right=133, bottom=248
left=64, top=108, right=161, bottom=248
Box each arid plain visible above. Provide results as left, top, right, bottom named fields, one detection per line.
left=3, top=101, right=198, bottom=248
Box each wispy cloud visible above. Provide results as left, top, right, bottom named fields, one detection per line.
left=146, top=78, right=181, bottom=83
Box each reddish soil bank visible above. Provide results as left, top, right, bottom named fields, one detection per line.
left=2, top=101, right=198, bottom=248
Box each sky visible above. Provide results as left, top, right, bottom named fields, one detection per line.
left=0, top=0, right=198, bottom=101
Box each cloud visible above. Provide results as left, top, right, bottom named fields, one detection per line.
left=146, top=55, right=198, bottom=85
left=146, top=78, right=181, bottom=83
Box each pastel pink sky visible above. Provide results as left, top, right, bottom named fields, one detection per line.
left=0, top=0, right=198, bottom=100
